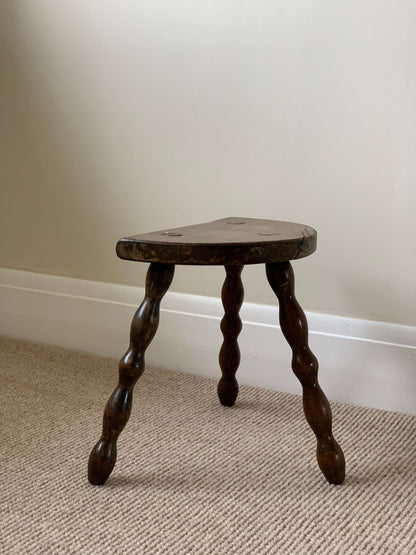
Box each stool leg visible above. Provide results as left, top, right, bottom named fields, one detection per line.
left=218, top=264, right=244, bottom=407
left=266, top=261, right=345, bottom=485
left=88, top=262, right=175, bottom=485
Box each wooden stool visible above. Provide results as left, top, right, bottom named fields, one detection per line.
left=88, top=217, right=345, bottom=486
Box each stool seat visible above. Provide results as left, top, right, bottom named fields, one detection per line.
left=116, top=217, right=317, bottom=265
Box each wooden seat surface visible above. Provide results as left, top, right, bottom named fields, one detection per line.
left=116, top=217, right=317, bottom=265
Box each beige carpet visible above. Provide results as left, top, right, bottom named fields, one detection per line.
left=0, top=337, right=415, bottom=554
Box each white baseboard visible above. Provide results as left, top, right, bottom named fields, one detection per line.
left=0, top=268, right=415, bottom=415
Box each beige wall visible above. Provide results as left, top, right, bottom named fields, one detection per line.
left=1, top=1, right=415, bottom=326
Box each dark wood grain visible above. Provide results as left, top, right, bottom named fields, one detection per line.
left=88, top=262, right=175, bottom=485
left=266, top=261, right=345, bottom=484
left=116, top=217, right=316, bottom=265
left=218, top=264, right=244, bottom=406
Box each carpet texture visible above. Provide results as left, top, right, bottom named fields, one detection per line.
left=0, top=336, right=415, bottom=554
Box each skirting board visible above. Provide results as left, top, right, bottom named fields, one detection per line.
left=0, top=268, right=415, bottom=415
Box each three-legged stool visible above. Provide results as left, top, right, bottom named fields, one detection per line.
left=88, top=217, right=345, bottom=486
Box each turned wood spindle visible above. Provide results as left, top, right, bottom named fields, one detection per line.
left=88, top=262, right=175, bottom=485
left=218, top=264, right=244, bottom=407
left=266, top=261, right=345, bottom=484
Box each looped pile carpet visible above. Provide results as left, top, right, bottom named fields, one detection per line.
left=0, top=337, right=415, bottom=554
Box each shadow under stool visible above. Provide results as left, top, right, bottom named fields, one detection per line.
left=88, top=217, right=345, bottom=486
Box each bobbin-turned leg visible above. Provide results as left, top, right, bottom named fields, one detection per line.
left=217, top=264, right=244, bottom=407
left=266, top=262, right=345, bottom=485
left=88, top=262, right=175, bottom=485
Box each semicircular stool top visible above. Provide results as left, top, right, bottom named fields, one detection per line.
left=88, top=216, right=345, bottom=489
left=116, top=217, right=317, bottom=265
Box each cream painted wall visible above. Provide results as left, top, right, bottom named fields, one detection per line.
left=1, top=1, right=415, bottom=326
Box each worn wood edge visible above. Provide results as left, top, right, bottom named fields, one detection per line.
left=116, top=234, right=317, bottom=264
